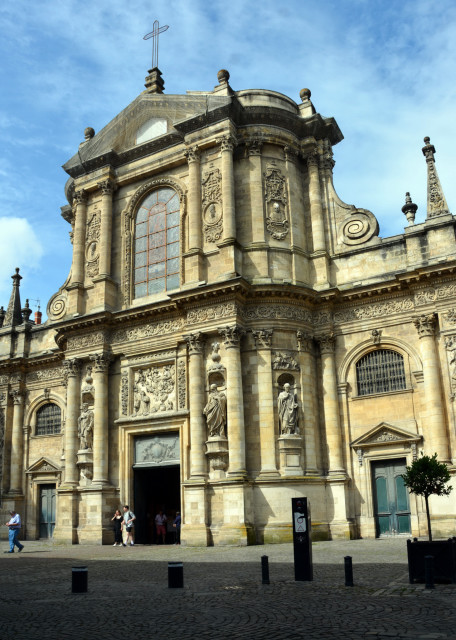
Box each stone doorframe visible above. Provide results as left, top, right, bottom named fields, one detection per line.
left=25, top=457, right=62, bottom=540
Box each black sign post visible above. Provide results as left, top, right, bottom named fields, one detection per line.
left=292, top=497, right=313, bottom=581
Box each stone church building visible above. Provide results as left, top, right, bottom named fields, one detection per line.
left=1, top=65, right=455, bottom=545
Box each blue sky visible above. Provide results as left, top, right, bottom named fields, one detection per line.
left=1, top=0, right=455, bottom=317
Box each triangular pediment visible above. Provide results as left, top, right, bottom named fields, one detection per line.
left=26, top=457, right=61, bottom=474
left=351, top=422, right=422, bottom=449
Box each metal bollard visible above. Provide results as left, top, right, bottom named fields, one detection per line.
left=168, top=561, right=184, bottom=588
left=424, top=555, right=435, bottom=590
left=344, top=556, right=354, bottom=587
left=261, top=555, right=270, bottom=585
left=72, top=566, right=88, bottom=593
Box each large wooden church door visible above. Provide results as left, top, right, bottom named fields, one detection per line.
left=372, top=459, right=411, bottom=536
left=39, top=484, right=56, bottom=538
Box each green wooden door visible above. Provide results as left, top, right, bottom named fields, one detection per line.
left=39, top=484, right=56, bottom=538
left=372, top=459, right=410, bottom=537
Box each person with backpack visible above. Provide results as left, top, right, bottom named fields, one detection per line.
left=122, top=505, right=136, bottom=546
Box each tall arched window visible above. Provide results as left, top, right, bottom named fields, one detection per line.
left=134, top=187, right=180, bottom=298
left=36, top=403, right=61, bottom=436
left=356, top=349, right=406, bottom=396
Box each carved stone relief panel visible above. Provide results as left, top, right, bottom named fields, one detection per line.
left=202, top=168, right=223, bottom=243
left=135, top=433, right=180, bottom=466
left=445, top=335, right=456, bottom=397
left=272, top=351, right=300, bottom=371
left=132, top=364, right=176, bottom=416
left=85, top=207, right=100, bottom=278
left=177, top=360, right=186, bottom=410
left=264, top=163, right=289, bottom=240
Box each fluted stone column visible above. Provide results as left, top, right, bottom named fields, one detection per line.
left=70, top=190, right=88, bottom=285
left=184, top=332, right=208, bottom=479
left=91, top=352, right=112, bottom=485
left=252, top=329, right=279, bottom=477
left=297, top=331, right=319, bottom=473
left=9, top=389, right=25, bottom=494
left=413, top=314, right=449, bottom=461
left=218, top=325, right=246, bottom=477
left=185, top=145, right=202, bottom=252
left=98, top=179, right=114, bottom=277
left=317, top=334, right=345, bottom=474
left=219, top=135, right=237, bottom=243
left=306, top=152, right=326, bottom=253
left=63, top=359, right=81, bottom=486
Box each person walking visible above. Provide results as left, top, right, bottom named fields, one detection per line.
left=155, top=510, right=167, bottom=544
left=111, top=509, right=123, bottom=546
left=122, top=505, right=136, bottom=546
left=4, top=510, right=24, bottom=553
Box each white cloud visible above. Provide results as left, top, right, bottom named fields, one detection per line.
left=0, top=218, right=44, bottom=300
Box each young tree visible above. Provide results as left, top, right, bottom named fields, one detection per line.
left=402, top=453, right=453, bottom=541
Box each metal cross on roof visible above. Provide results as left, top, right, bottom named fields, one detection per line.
left=143, top=20, right=169, bottom=70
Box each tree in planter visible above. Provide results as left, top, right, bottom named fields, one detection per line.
left=402, top=453, right=453, bottom=541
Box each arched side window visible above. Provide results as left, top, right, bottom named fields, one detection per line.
left=356, top=349, right=406, bottom=396
left=36, top=403, right=62, bottom=436
left=134, top=187, right=180, bottom=298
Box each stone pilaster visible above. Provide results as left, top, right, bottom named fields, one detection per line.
left=184, top=332, right=208, bottom=479
left=62, top=359, right=81, bottom=486
left=306, top=152, right=329, bottom=286
left=413, top=314, right=449, bottom=461
left=98, top=179, right=115, bottom=277
left=252, top=329, right=279, bottom=477
left=9, top=389, right=25, bottom=494
left=219, top=135, right=237, bottom=243
left=218, top=325, right=247, bottom=477
left=296, top=331, right=319, bottom=473
left=317, top=333, right=345, bottom=474
left=184, top=145, right=203, bottom=284
left=90, top=352, right=112, bottom=485
left=246, top=140, right=268, bottom=280
left=70, top=190, right=88, bottom=285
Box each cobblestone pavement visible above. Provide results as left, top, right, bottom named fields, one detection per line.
left=1, top=537, right=455, bottom=640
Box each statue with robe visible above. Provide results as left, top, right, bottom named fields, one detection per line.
left=278, top=383, right=299, bottom=435
left=203, top=384, right=227, bottom=438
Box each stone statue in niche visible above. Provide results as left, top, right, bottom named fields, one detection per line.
left=278, top=383, right=299, bottom=435
left=203, top=384, right=227, bottom=438
left=78, top=403, right=94, bottom=450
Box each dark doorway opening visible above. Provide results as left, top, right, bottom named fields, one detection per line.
left=133, top=465, right=180, bottom=544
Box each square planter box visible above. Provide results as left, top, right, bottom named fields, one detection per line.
left=407, top=538, right=456, bottom=584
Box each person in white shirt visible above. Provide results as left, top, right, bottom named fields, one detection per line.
left=122, top=505, right=136, bottom=546
left=4, top=510, right=24, bottom=553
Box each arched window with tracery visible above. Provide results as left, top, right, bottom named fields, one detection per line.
left=356, top=349, right=407, bottom=396
left=36, top=403, right=61, bottom=436
left=134, top=187, right=180, bottom=298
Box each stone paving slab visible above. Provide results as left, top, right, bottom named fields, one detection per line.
left=1, top=538, right=455, bottom=640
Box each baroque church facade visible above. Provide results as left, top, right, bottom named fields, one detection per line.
left=1, top=66, right=456, bottom=545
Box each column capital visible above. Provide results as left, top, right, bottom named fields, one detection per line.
left=246, top=139, right=263, bottom=156
left=184, top=332, right=205, bottom=355
left=217, top=134, right=237, bottom=153
left=306, top=151, right=319, bottom=169
left=283, top=145, right=299, bottom=163
left=316, top=333, right=336, bottom=354
left=90, top=351, right=113, bottom=372
left=252, top=328, right=273, bottom=349
left=64, top=358, right=82, bottom=377
left=413, top=313, right=437, bottom=338
left=297, top=330, right=314, bottom=353
left=9, top=389, right=24, bottom=405
left=184, top=145, right=200, bottom=163
left=98, top=179, right=116, bottom=196
left=74, top=189, right=88, bottom=205
left=218, top=325, right=246, bottom=349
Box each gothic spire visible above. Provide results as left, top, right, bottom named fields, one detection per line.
left=3, top=268, right=23, bottom=328
left=422, top=136, right=450, bottom=219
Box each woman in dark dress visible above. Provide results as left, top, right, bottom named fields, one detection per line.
left=111, top=509, right=123, bottom=546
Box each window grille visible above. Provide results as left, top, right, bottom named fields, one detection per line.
left=134, top=187, right=180, bottom=298
left=36, top=403, right=61, bottom=436
left=356, top=349, right=406, bottom=396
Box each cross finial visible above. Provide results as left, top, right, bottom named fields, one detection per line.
left=143, top=20, right=169, bottom=70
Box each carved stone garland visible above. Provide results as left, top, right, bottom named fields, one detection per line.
left=202, top=168, right=223, bottom=243
left=85, top=207, right=100, bottom=278
left=264, top=163, right=289, bottom=240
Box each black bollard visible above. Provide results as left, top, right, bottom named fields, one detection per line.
left=344, top=556, right=354, bottom=587
left=72, top=566, right=88, bottom=593
left=424, top=555, right=435, bottom=590
left=168, top=561, right=184, bottom=588
left=261, top=555, right=270, bottom=585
